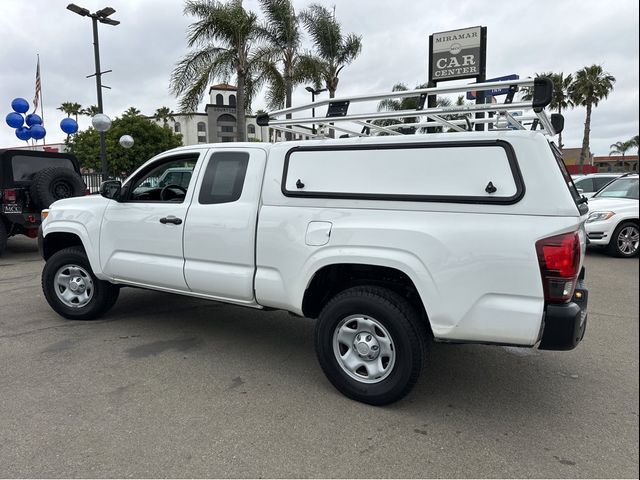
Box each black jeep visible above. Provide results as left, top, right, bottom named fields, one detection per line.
left=0, top=149, right=86, bottom=255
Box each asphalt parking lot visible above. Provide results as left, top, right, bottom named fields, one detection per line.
left=0, top=236, right=638, bottom=478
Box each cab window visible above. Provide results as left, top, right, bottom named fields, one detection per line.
left=129, top=157, right=197, bottom=202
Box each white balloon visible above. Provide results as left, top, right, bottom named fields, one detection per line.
left=119, top=135, right=134, bottom=148
left=91, top=113, right=112, bottom=132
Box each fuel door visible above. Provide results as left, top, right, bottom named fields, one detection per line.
left=305, top=221, right=332, bottom=246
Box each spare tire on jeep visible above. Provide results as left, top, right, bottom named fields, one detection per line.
left=30, top=167, right=86, bottom=209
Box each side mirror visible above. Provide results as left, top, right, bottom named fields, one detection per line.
left=100, top=180, right=122, bottom=200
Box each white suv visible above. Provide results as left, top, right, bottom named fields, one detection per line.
left=573, top=173, right=622, bottom=198
left=585, top=174, right=639, bottom=257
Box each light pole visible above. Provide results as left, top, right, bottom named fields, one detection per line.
left=67, top=3, right=119, bottom=179
left=305, top=86, right=327, bottom=135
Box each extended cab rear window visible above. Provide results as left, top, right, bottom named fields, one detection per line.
left=198, top=151, right=249, bottom=204
left=11, top=155, right=74, bottom=182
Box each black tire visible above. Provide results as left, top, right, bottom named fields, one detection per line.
left=315, top=286, right=426, bottom=405
left=0, top=220, right=7, bottom=256
left=42, top=246, right=119, bottom=320
left=30, top=167, right=86, bottom=209
left=607, top=222, right=640, bottom=257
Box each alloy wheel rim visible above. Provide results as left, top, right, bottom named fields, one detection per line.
left=332, top=314, right=396, bottom=384
left=617, top=226, right=639, bottom=255
left=54, top=264, right=94, bottom=308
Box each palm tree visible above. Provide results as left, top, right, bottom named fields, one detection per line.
left=259, top=0, right=312, bottom=110
left=57, top=102, right=83, bottom=121
left=569, top=65, right=616, bottom=165
left=610, top=140, right=634, bottom=168
left=171, top=0, right=271, bottom=142
left=299, top=4, right=362, bottom=99
left=375, top=83, right=454, bottom=134
left=522, top=72, right=573, bottom=148
left=630, top=135, right=639, bottom=152
left=123, top=107, right=141, bottom=117
left=81, top=105, right=100, bottom=117
left=154, top=106, right=175, bottom=126
left=376, top=83, right=423, bottom=132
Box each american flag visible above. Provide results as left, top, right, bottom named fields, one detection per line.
left=33, top=57, right=41, bottom=112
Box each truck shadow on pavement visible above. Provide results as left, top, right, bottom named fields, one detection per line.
left=99, top=286, right=575, bottom=416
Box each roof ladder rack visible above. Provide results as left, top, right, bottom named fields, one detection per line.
left=257, top=77, right=560, bottom=139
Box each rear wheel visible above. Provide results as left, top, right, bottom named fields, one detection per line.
left=607, top=222, right=639, bottom=257
left=42, top=246, right=119, bottom=320
left=315, top=286, right=426, bottom=405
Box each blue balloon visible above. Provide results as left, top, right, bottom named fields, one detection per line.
left=11, top=97, right=30, bottom=114
left=60, top=117, right=78, bottom=134
left=6, top=112, right=24, bottom=128
left=25, top=113, right=42, bottom=126
left=16, top=126, right=31, bottom=141
left=30, top=124, right=46, bottom=140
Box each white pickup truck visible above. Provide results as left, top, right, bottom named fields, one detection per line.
left=40, top=79, right=592, bottom=404
left=39, top=130, right=589, bottom=404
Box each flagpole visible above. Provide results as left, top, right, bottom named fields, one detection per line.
left=37, top=54, right=46, bottom=146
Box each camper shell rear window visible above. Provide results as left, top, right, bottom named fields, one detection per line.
left=281, top=140, right=525, bottom=205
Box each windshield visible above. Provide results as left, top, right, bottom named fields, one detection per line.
left=594, top=177, right=639, bottom=199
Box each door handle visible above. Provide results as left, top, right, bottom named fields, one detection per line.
left=159, top=216, right=182, bottom=225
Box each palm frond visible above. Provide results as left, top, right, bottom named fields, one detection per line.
left=170, top=46, right=230, bottom=96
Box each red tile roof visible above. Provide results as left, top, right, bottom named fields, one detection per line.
left=209, top=83, right=237, bottom=92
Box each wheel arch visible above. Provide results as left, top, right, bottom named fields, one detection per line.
left=42, top=222, right=106, bottom=279
left=301, top=262, right=432, bottom=335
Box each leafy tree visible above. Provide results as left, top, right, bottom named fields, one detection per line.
left=171, top=0, right=272, bottom=142
left=66, top=112, right=182, bottom=175
left=81, top=105, right=100, bottom=117
left=154, top=106, right=175, bottom=126
left=522, top=72, right=574, bottom=148
left=569, top=65, right=616, bottom=165
left=299, top=4, right=362, bottom=99
left=57, top=102, right=83, bottom=121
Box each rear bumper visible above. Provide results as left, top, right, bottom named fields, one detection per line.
left=2, top=211, right=41, bottom=227
left=538, top=277, right=588, bottom=351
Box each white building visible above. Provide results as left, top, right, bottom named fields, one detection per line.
left=151, top=83, right=313, bottom=146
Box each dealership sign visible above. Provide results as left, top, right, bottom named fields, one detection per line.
left=429, top=26, right=487, bottom=82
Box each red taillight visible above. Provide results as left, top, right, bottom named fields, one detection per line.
left=2, top=188, right=17, bottom=202
left=85, top=188, right=91, bottom=196
left=536, top=232, right=580, bottom=303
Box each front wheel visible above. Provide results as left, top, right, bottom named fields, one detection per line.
left=607, top=222, right=639, bottom=257
left=315, top=286, right=426, bottom=405
left=42, top=246, right=119, bottom=320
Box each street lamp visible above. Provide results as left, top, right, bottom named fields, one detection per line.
left=67, top=3, right=119, bottom=179
left=305, top=86, right=327, bottom=134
